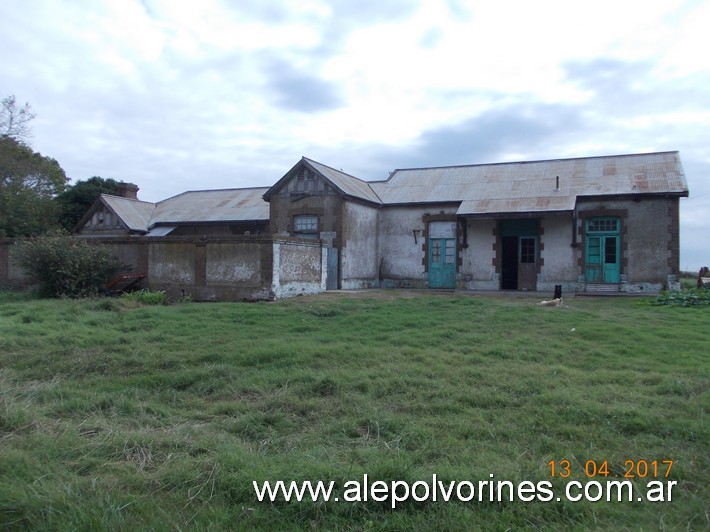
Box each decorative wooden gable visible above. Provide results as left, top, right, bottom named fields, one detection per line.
left=267, top=162, right=338, bottom=198
left=81, top=202, right=127, bottom=233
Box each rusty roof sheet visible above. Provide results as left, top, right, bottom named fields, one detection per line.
left=103, top=152, right=687, bottom=230
left=101, top=187, right=269, bottom=232
left=368, top=151, right=687, bottom=215
left=101, top=195, right=156, bottom=231
left=153, top=187, right=270, bottom=224
left=303, top=158, right=383, bottom=204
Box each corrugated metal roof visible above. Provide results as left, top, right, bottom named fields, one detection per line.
left=102, top=195, right=156, bottom=231
left=101, top=152, right=688, bottom=231
left=369, top=151, right=688, bottom=215
left=303, top=158, right=383, bottom=204
left=153, top=187, right=270, bottom=224
left=101, top=187, right=269, bottom=232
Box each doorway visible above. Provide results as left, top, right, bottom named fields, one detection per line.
left=428, top=221, right=457, bottom=289
left=585, top=218, right=620, bottom=283
left=499, top=220, right=539, bottom=290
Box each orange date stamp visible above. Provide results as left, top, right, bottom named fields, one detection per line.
left=548, top=459, right=674, bottom=479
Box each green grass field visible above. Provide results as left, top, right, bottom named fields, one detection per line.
left=0, top=291, right=707, bottom=530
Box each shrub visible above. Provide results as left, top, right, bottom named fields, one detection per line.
left=12, top=233, right=126, bottom=298
left=120, top=289, right=166, bottom=306
left=654, top=288, right=710, bottom=307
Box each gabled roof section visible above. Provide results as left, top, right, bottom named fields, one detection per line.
left=263, top=157, right=382, bottom=205
left=101, top=194, right=156, bottom=231
left=369, top=151, right=688, bottom=215
left=85, top=187, right=270, bottom=233
left=302, top=158, right=382, bottom=204
left=153, top=187, right=270, bottom=224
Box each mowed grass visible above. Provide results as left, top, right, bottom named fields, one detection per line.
left=0, top=291, right=707, bottom=530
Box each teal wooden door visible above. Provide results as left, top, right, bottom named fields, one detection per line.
left=602, top=235, right=620, bottom=283
left=585, top=235, right=620, bottom=283
left=585, top=217, right=620, bottom=284
left=586, top=236, right=602, bottom=282
left=428, top=238, right=456, bottom=288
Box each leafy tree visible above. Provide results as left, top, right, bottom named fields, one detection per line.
left=56, top=176, right=120, bottom=231
left=12, top=232, right=126, bottom=298
left=0, top=95, right=68, bottom=237
left=0, top=136, right=68, bottom=237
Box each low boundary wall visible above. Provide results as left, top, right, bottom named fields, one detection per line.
left=0, top=236, right=327, bottom=301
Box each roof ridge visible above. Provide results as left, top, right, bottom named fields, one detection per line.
left=302, top=157, right=372, bottom=185
left=157, top=186, right=270, bottom=206
left=100, top=193, right=155, bottom=205
left=302, top=156, right=384, bottom=204
left=384, top=151, right=680, bottom=177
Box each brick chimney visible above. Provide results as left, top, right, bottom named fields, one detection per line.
left=116, top=182, right=139, bottom=200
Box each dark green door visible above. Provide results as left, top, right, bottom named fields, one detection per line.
left=428, top=238, right=456, bottom=288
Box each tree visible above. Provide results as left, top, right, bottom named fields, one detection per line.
left=55, top=176, right=120, bottom=231
left=0, top=95, right=36, bottom=143
left=0, top=95, right=68, bottom=237
left=0, top=136, right=68, bottom=237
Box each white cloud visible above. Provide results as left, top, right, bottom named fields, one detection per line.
left=0, top=0, right=708, bottom=268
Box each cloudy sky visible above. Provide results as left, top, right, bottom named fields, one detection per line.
left=1, top=0, right=708, bottom=270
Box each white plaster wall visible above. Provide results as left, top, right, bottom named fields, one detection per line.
left=341, top=201, right=379, bottom=287
left=379, top=207, right=443, bottom=281
left=539, top=215, right=578, bottom=283
left=271, top=240, right=326, bottom=298
left=461, top=219, right=497, bottom=289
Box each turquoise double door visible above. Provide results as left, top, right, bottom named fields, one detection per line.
left=428, top=221, right=457, bottom=289
left=585, top=218, right=620, bottom=283
left=428, top=237, right=457, bottom=288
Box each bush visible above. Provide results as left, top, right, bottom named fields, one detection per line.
left=654, top=288, right=710, bottom=307
left=120, top=289, right=166, bottom=306
left=12, top=233, right=126, bottom=298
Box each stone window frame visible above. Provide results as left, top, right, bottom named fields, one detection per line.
left=293, top=214, right=319, bottom=239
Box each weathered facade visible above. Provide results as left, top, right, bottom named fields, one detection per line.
left=1, top=151, right=687, bottom=299
left=0, top=235, right=326, bottom=300
left=262, top=151, right=688, bottom=294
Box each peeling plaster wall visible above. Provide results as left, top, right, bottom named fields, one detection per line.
left=149, top=242, right=195, bottom=284
left=272, top=239, right=326, bottom=298
left=538, top=215, right=580, bottom=293
left=156, top=241, right=271, bottom=301
left=377, top=206, right=428, bottom=287
left=144, top=238, right=276, bottom=300
left=207, top=243, right=262, bottom=283
left=462, top=219, right=498, bottom=290
left=341, top=201, right=379, bottom=289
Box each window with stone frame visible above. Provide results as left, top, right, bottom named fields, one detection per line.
left=293, top=214, right=319, bottom=239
